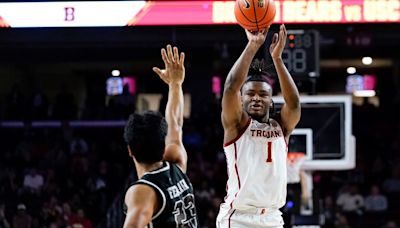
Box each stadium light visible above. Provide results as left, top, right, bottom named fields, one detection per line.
left=362, top=57, right=373, bottom=65
left=111, top=70, right=120, bottom=77
left=346, top=67, right=356, bottom=74
left=354, top=90, right=376, bottom=97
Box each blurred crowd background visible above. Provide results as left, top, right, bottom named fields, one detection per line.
left=0, top=88, right=399, bottom=228
left=1, top=3, right=400, bottom=227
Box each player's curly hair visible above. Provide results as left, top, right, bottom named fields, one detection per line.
left=245, top=59, right=274, bottom=85
left=124, top=111, right=167, bottom=164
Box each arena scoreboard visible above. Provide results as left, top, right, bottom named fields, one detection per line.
left=281, top=30, right=320, bottom=79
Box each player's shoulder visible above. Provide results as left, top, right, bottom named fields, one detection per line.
left=269, top=114, right=285, bottom=129
left=124, top=183, right=157, bottom=212
left=126, top=183, right=156, bottom=200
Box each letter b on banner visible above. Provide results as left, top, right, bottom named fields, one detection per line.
left=65, top=7, right=75, bottom=21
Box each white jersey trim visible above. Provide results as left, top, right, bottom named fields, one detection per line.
left=137, top=179, right=166, bottom=220
left=143, top=162, right=170, bottom=175
left=230, top=143, right=241, bottom=209
left=224, top=118, right=251, bottom=147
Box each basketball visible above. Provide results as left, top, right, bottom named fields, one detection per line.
left=234, top=0, right=276, bottom=31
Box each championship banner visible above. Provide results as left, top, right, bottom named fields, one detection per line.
left=0, top=0, right=398, bottom=28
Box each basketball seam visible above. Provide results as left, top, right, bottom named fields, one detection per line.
left=251, top=0, right=259, bottom=31
left=261, top=0, right=271, bottom=25
left=257, top=18, right=274, bottom=27
left=239, top=19, right=273, bottom=28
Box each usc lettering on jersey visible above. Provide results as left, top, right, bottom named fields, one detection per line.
left=222, top=118, right=288, bottom=211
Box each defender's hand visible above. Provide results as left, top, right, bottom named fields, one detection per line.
left=270, top=24, right=287, bottom=60
left=153, top=45, right=185, bottom=85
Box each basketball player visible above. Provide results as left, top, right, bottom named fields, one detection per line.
left=217, top=24, right=301, bottom=227
left=123, top=45, right=198, bottom=227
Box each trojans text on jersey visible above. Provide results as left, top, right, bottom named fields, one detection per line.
left=250, top=129, right=282, bottom=138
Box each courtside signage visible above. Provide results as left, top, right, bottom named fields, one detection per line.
left=0, top=0, right=398, bottom=28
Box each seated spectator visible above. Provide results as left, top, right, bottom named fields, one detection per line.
left=383, top=165, right=400, bottom=193
left=323, top=195, right=336, bottom=228
left=336, top=184, right=364, bottom=227
left=69, top=208, right=92, bottom=228
left=61, top=202, right=75, bottom=224
left=365, top=185, right=388, bottom=212
left=382, top=164, right=400, bottom=209
left=0, top=204, right=11, bottom=228
left=336, top=184, right=364, bottom=213
left=335, top=212, right=351, bottom=228
left=381, top=220, right=399, bottom=228
left=13, top=204, right=32, bottom=228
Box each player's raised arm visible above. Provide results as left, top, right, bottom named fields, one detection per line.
left=270, top=24, right=301, bottom=137
left=222, top=29, right=268, bottom=142
left=152, top=45, right=187, bottom=172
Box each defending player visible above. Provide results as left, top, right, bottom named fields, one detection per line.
left=217, top=25, right=301, bottom=227
left=123, top=45, right=198, bottom=227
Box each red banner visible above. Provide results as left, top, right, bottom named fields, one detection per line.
left=131, top=0, right=400, bottom=25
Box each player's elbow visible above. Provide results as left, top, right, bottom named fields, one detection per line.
left=164, top=143, right=187, bottom=168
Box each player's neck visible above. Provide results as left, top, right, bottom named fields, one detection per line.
left=135, top=161, right=164, bottom=178
left=251, top=113, right=270, bottom=123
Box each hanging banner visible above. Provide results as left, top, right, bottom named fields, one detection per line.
left=0, top=0, right=398, bottom=28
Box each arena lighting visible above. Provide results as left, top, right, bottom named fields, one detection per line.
left=111, top=70, right=120, bottom=77
left=353, top=90, right=376, bottom=97
left=362, top=56, right=373, bottom=65
left=0, top=0, right=399, bottom=27
left=347, top=67, right=356, bottom=74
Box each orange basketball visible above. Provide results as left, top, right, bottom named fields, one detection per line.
left=234, top=0, right=276, bottom=31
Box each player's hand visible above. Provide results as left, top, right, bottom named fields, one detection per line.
left=245, top=28, right=268, bottom=49
left=153, top=44, right=185, bottom=85
left=269, top=24, right=287, bottom=60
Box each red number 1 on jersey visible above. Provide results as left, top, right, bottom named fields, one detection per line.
left=266, top=141, right=272, bottom=163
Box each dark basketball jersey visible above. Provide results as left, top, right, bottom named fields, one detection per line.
left=124, top=161, right=199, bottom=228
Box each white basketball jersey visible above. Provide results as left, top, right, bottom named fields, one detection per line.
left=222, top=118, right=288, bottom=211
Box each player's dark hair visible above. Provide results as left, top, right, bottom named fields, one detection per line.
left=244, top=59, right=274, bottom=85
left=243, top=59, right=278, bottom=120
left=124, top=111, right=167, bottom=164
